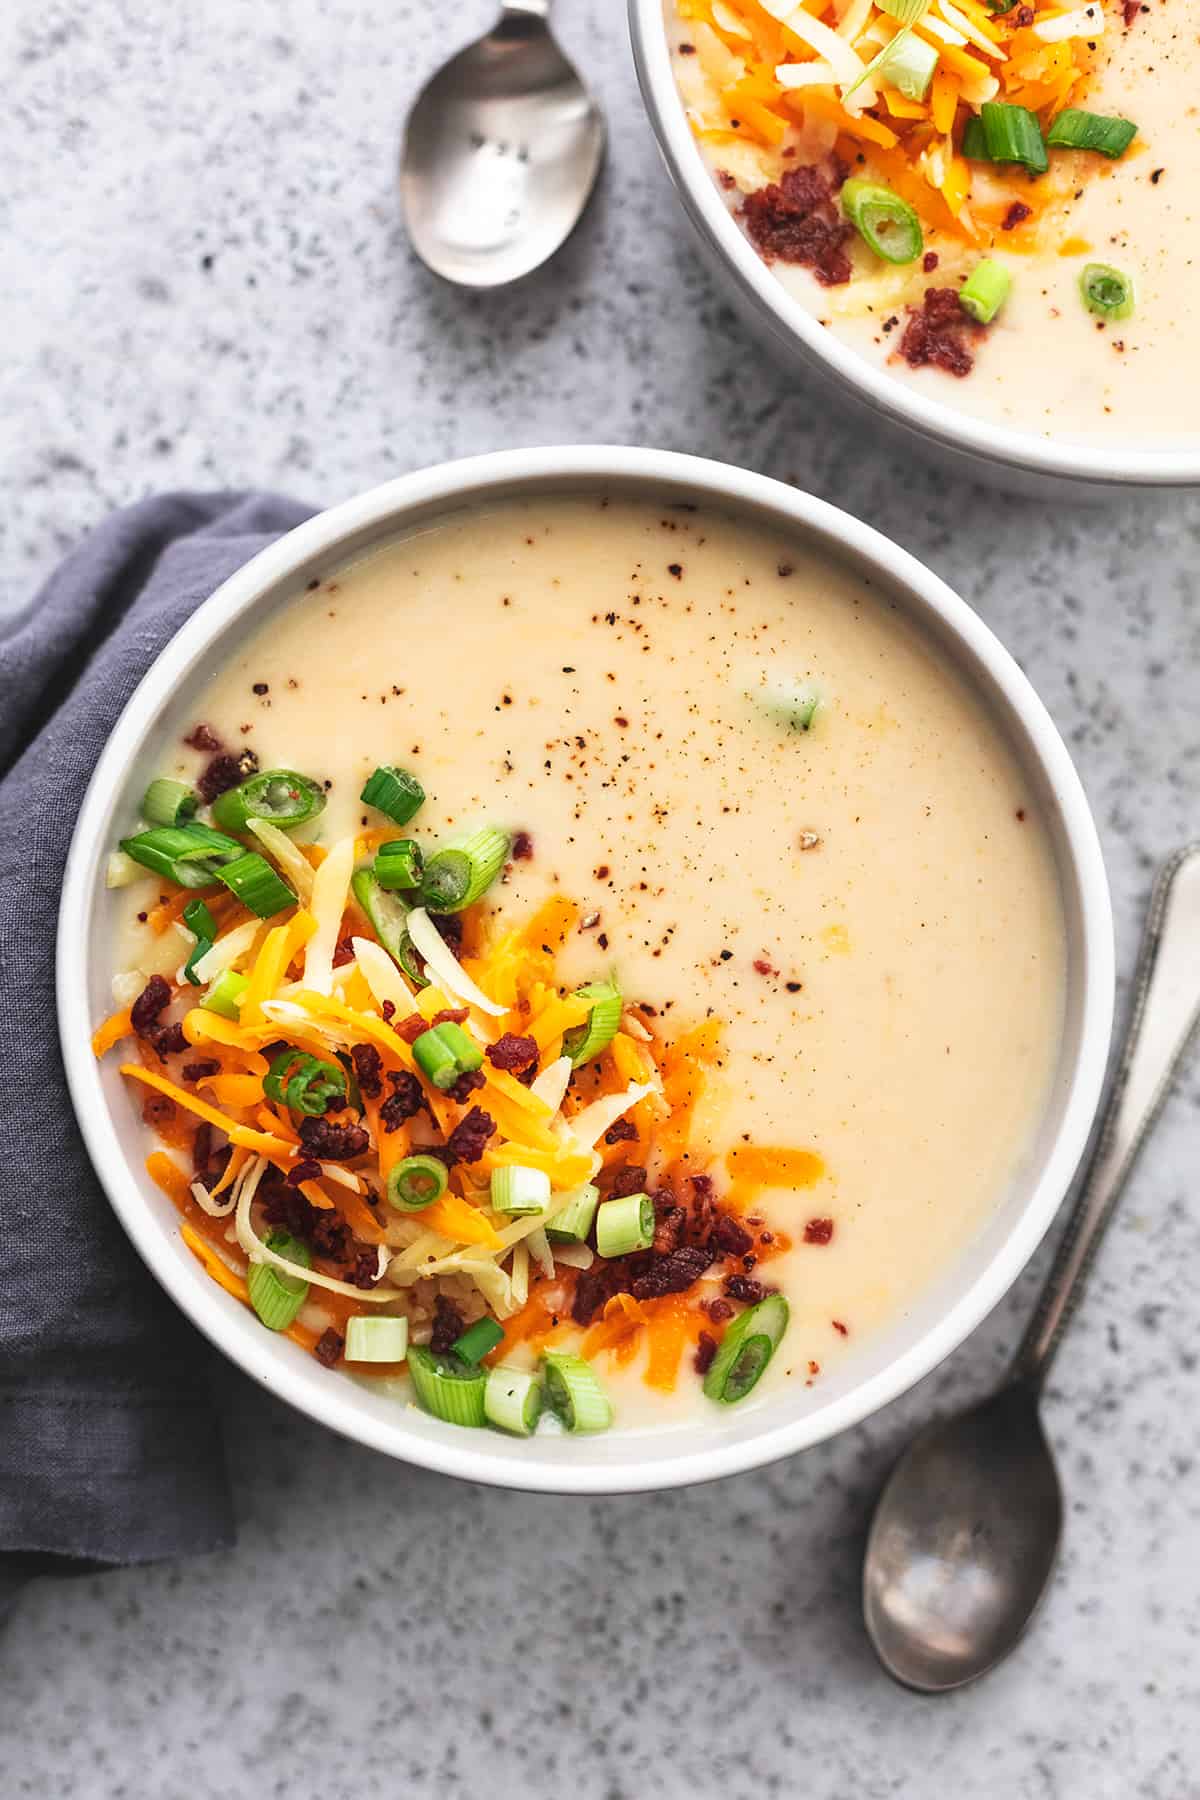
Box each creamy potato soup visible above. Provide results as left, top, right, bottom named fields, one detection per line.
left=670, top=0, right=1196, bottom=446
left=98, top=497, right=1065, bottom=1438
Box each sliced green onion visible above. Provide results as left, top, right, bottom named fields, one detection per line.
left=360, top=765, right=425, bottom=827
left=452, top=1316, right=505, bottom=1364
left=215, top=851, right=296, bottom=918
left=1046, top=108, right=1136, bottom=159
left=978, top=101, right=1047, bottom=174
left=845, top=24, right=937, bottom=105
left=247, top=1230, right=311, bottom=1332
left=419, top=827, right=510, bottom=914
left=959, top=257, right=1012, bottom=324
left=374, top=838, right=424, bottom=891
left=880, top=30, right=938, bottom=100
left=842, top=179, right=923, bottom=264
left=200, top=968, right=249, bottom=1020
left=119, top=824, right=240, bottom=887
left=752, top=676, right=823, bottom=734
left=345, top=1314, right=409, bottom=1363
left=406, top=1346, right=487, bottom=1427
left=412, top=1021, right=484, bottom=1091
left=183, top=899, right=217, bottom=940
left=960, top=114, right=988, bottom=159
left=386, top=1154, right=449, bottom=1212
left=878, top=0, right=929, bottom=20
left=544, top=1182, right=601, bottom=1245
left=263, top=1048, right=346, bottom=1116
left=142, top=777, right=197, bottom=827
left=211, top=769, right=326, bottom=834
left=457, top=827, right=511, bottom=907
left=484, top=1365, right=543, bottom=1435
left=182, top=935, right=213, bottom=987
left=562, top=979, right=623, bottom=1068
left=595, top=1191, right=654, bottom=1259
left=1080, top=261, right=1134, bottom=322
left=542, top=1350, right=612, bottom=1434
left=417, top=849, right=471, bottom=912
left=703, top=1293, right=790, bottom=1405
left=351, top=869, right=427, bottom=986
left=490, top=1164, right=551, bottom=1217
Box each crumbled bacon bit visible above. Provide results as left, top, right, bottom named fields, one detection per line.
left=694, top=1331, right=718, bottom=1376
left=131, top=975, right=171, bottom=1037
left=897, top=286, right=983, bottom=378
left=432, top=913, right=463, bottom=953
left=607, top=1165, right=648, bottom=1200
left=923, top=251, right=939, bottom=272
left=703, top=1297, right=734, bottom=1324
left=487, top=1032, right=538, bottom=1075
left=297, top=1116, right=370, bottom=1160
left=712, top=1215, right=753, bottom=1257
left=349, top=1250, right=382, bottom=1290
left=631, top=1244, right=713, bottom=1300
left=448, top=1068, right=486, bottom=1103
left=832, top=1319, right=849, bottom=1336
left=511, top=831, right=534, bottom=861
left=435, top=1107, right=496, bottom=1167
left=430, top=1294, right=466, bottom=1355
left=1002, top=200, right=1032, bottom=231
left=604, top=1117, right=638, bottom=1145
left=1017, top=3, right=1035, bottom=20
left=380, top=1071, right=424, bottom=1131
left=380, top=1000, right=395, bottom=1022
left=395, top=1013, right=428, bottom=1043
left=142, top=1094, right=176, bottom=1129
left=804, top=1217, right=834, bottom=1245
left=332, top=935, right=355, bottom=968
left=653, top=1206, right=688, bottom=1255
left=1122, top=0, right=1138, bottom=19
left=740, top=161, right=853, bottom=286
left=350, top=1043, right=383, bottom=1100
left=753, top=957, right=778, bottom=977
left=196, top=752, right=244, bottom=803
left=184, top=723, right=222, bottom=752
left=429, top=1007, right=469, bottom=1029
left=315, top=1327, right=344, bottom=1367
left=181, top=1059, right=220, bottom=1084
left=285, top=1157, right=323, bottom=1188
left=151, top=1023, right=189, bottom=1059
left=725, top=1273, right=766, bottom=1304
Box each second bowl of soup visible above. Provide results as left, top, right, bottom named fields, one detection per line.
left=60, top=448, right=1112, bottom=1490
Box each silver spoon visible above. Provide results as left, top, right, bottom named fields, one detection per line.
left=399, top=1, right=605, bottom=289
left=864, top=844, right=1200, bottom=1693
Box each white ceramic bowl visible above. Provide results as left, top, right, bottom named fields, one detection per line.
left=59, top=447, right=1113, bottom=1492
left=629, top=0, right=1200, bottom=497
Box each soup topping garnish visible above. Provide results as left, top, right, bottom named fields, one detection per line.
left=94, top=730, right=830, bottom=1436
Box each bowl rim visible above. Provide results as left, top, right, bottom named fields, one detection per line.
left=58, top=446, right=1114, bottom=1493
left=627, top=0, right=1200, bottom=489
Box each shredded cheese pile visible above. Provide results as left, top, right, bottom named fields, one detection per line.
left=676, top=0, right=1112, bottom=238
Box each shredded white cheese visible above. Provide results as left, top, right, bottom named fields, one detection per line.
left=190, top=1177, right=237, bottom=1219
left=936, top=0, right=1006, bottom=55
left=529, top=1055, right=572, bottom=1114
left=567, top=1082, right=657, bottom=1152
left=351, top=935, right=416, bottom=1018
left=302, top=835, right=356, bottom=996
left=525, top=1226, right=556, bottom=1281
left=405, top=908, right=505, bottom=1017
left=235, top=1156, right=396, bottom=1302
left=248, top=818, right=316, bottom=903
left=192, top=918, right=261, bottom=986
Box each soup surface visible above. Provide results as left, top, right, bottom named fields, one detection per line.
left=669, top=0, right=1195, bottom=446
left=107, top=495, right=1065, bottom=1432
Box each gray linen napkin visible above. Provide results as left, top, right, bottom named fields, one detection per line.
left=0, top=490, right=313, bottom=1617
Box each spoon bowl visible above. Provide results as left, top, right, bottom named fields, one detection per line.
left=864, top=1382, right=1063, bottom=1692
left=400, top=2, right=605, bottom=288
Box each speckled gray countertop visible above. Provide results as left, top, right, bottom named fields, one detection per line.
left=3, top=3, right=1200, bottom=1796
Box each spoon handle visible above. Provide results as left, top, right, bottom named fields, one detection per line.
left=1012, top=844, right=1200, bottom=1386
